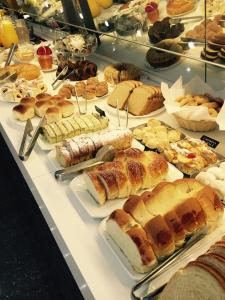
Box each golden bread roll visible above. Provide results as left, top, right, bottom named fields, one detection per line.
left=51, top=95, right=65, bottom=103
left=35, top=100, right=55, bottom=117
left=57, top=100, right=74, bottom=117
left=0, top=63, right=40, bottom=80
left=36, top=93, right=52, bottom=102
left=20, top=96, right=36, bottom=106
left=45, top=106, right=62, bottom=124
left=13, top=104, right=35, bottom=121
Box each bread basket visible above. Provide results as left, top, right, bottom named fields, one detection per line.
left=175, top=115, right=218, bottom=132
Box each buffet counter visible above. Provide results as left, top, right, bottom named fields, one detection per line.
left=0, top=52, right=225, bottom=300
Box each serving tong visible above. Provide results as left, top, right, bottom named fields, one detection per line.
left=116, top=98, right=129, bottom=129
left=51, top=65, right=68, bottom=90
left=0, top=43, right=18, bottom=84
left=131, top=229, right=207, bottom=300
left=55, top=145, right=115, bottom=181
left=170, top=15, right=203, bottom=25
left=19, top=116, right=46, bottom=161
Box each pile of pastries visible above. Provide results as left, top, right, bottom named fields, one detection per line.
left=43, top=113, right=109, bottom=144
left=163, top=138, right=218, bottom=175
left=0, top=78, right=47, bottom=103
left=201, top=33, right=225, bottom=62
left=106, top=178, right=223, bottom=273
left=104, top=63, right=141, bottom=84
left=84, top=148, right=169, bottom=205
left=133, top=119, right=183, bottom=150
left=0, top=63, right=41, bottom=81
left=12, top=92, right=74, bottom=123
left=196, top=162, right=225, bottom=203
left=75, top=77, right=108, bottom=100
left=176, top=93, right=224, bottom=117
left=107, top=80, right=164, bottom=116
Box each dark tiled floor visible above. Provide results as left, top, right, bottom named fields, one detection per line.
left=0, top=136, right=84, bottom=300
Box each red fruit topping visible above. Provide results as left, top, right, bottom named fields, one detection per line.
left=145, top=2, right=158, bottom=13
left=186, top=153, right=196, bottom=159
left=37, top=45, right=52, bottom=55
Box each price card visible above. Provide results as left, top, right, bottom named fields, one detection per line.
left=200, top=135, right=220, bottom=149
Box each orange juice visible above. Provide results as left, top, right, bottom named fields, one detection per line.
left=1, top=16, right=18, bottom=48
left=96, top=0, right=113, bottom=9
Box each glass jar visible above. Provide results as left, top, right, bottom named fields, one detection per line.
left=15, top=19, right=30, bottom=44
left=1, top=16, right=19, bottom=48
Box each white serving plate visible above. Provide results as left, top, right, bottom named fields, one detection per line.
left=105, top=105, right=165, bottom=119
left=99, top=213, right=225, bottom=282
left=69, top=163, right=183, bottom=219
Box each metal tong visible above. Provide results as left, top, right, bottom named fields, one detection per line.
left=5, top=43, right=17, bottom=66
left=116, top=97, right=129, bottom=129
left=54, top=145, right=115, bottom=181
left=170, top=15, right=203, bottom=25
left=19, top=116, right=46, bottom=161
left=51, top=65, right=68, bottom=90
left=131, top=229, right=206, bottom=300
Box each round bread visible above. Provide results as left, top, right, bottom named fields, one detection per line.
left=57, top=100, right=74, bottom=117
left=51, top=95, right=65, bottom=103
left=13, top=104, right=35, bottom=121
left=35, top=100, right=55, bottom=117
left=104, top=63, right=141, bottom=84
left=45, top=106, right=62, bottom=124
left=58, top=87, right=72, bottom=99
left=0, top=64, right=40, bottom=81
left=36, top=93, right=52, bottom=102
left=146, top=39, right=183, bottom=68
left=20, top=97, right=36, bottom=106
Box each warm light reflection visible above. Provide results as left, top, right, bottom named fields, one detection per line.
left=186, top=67, right=191, bottom=72
left=188, top=41, right=195, bottom=49
left=105, top=20, right=109, bottom=27
left=136, top=29, right=142, bottom=37
left=79, top=13, right=84, bottom=19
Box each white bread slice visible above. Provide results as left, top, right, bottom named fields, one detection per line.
left=159, top=263, right=225, bottom=300
left=106, top=210, right=157, bottom=273
left=83, top=172, right=106, bottom=205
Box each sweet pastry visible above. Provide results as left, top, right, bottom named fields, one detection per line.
left=196, top=162, right=225, bottom=203
left=42, top=114, right=109, bottom=144
left=107, top=81, right=164, bottom=115
left=185, top=16, right=222, bottom=41
left=167, top=0, right=196, bottom=16
left=56, top=129, right=132, bottom=168
left=0, top=63, right=41, bottom=80
left=159, top=235, right=225, bottom=300
left=12, top=104, right=35, bottom=121
left=58, top=86, right=72, bottom=99
left=56, top=59, right=98, bottom=81
left=148, top=17, right=184, bottom=44
left=45, top=106, right=62, bottom=124
left=74, top=78, right=108, bottom=100
left=146, top=39, right=183, bottom=68
left=104, top=63, right=141, bottom=84
left=84, top=149, right=169, bottom=204
left=133, top=119, right=182, bottom=150
left=106, top=179, right=223, bottom=273
left=163, top=138, right=218, bottom=175
left=56, top=100, right=74, bottom=117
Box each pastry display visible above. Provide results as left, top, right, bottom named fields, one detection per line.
left=0, top=63, right=41, bottom=80
left=159, top=235, right=225, bottom=300
left=202, top=33, right=225, bottom=62
left=75, top=77, right=108, bottom=100
left=146, top=39, right=183, bottom=68
left=84, top=148, right=169, bottom=205
left=185, top=16, right=222, bottom=41
left=196, top=162, right=225, bottom=203
left=133, top=119, right=183, bottom=150
left=167, top=0, right=196, bottom=16
left=12, top=93, right=74, bottom=122
left=55, top=33, right=97, bottom=57
left=0, top=78, right=47, bottom=103
left=177, top=93, right=224, bottom=117
left=56, top=128, right=132, bottom=167
left=115, top=13, right=142, bottom=36
left=106, top=178, right=223, bottom=273
left=148, top=17, right=184, bottom=44
left=107, top=80, right=165, bottom=116
left=163, top=138, right=218, bottom=175
left=56, top=59, right=98, bottom=81
left=104, top=63, right=141, bottom=84
left=42, top=114, right=109, bottom=144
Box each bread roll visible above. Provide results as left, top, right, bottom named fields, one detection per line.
left=36, top=93, right=52, bottom=102
left=13, top=104, right=34, bottom=121
left=20, top=96, right=36, bottom=106
left=45, top=106, right=62, bottom=124
left=51, top=95, right=65, bottom=103
left=35, top=100, right=55, bottom=117
left=57, top=100, right=74, bottom=117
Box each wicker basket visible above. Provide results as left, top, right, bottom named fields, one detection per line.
left=175, top=116, right=218, bottom=132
